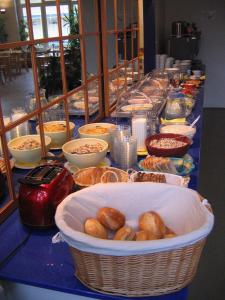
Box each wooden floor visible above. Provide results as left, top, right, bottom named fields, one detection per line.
left=190, top=108, right=225, bottom=299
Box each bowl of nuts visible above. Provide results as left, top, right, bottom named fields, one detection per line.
left=62, top=138, right=108, bottom=168
left=145, top=133, right=191, bottom=157
left=8, top=135, right=51, bottom=164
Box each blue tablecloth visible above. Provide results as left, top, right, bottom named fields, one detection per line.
left=0, top=88, right=204, bottom=300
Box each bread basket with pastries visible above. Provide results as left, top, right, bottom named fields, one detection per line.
left=73, top=166, right=129, bottom=188
left=54, top=182, right=214, bottom=297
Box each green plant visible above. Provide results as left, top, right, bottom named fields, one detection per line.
left=39, top=7, right=81, bottom=96
left=19, top=19, right=29, bottom=41
left=0, top=15, right=7, bottom=43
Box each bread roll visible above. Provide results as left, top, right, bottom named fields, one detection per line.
left=139, top=211, right=166, bottom=239
left=97, top=207, right=125, bottom=230
left=164, top=226, right=177, bottom=238
left=84, top=218, right=108, bottom=239
left=135, top=230, right=149, bottom=241
left=113, top=226, right=135, bottom=241
left=135, top=230, right=158, bottom=241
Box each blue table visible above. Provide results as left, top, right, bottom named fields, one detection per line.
left=0, top=88, right=204, bottom=300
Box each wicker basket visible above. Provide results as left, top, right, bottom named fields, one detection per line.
left=55, top=184, right=213, bottom=297
left=70, top=238, right=206, bottom=297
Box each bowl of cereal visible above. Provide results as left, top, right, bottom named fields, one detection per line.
left=145, top=133, right=191, bottom=157
left=78, top=123, right=116, bottom=149
left=62, top=138, right=108, bottom=168
left=36, top=121, right=75, bottom=149
left=8, top=135, right=51, bottom=164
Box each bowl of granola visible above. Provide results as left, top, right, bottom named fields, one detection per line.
left=8, top=135, right=51, bottom=164
left=145, top=133, right=191, bottom=157
left=62, top=138, right=108, bottom=168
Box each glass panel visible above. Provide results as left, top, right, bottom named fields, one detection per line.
left=45, top=6, right=59, bottom=38
left=126, top=0, right=132, bottom=28
left=0, top=47, right=36, bottom=119
left=62, top=5, right=79, bottom=37
left=64, top=38, right=82, bottom=91
left=88, top=79, right=100, bottom=116
left=23, top=7, right=44, bottom=39
left=107, top=35, right=116, bottom=69
left=117, top=0, right=124, bottom=30
left=85, top=36, right=99, bottom=78
left=133, top=0, right=139, bottom=25
left=106, top=0, right=115, bottom=30
left=118, top=32, right=125, bottom=64
left=82, top=0, right=97, bottom=33
left=35, top=42, right=63, bottom=101
left=61, top=5, right=70, bottom=36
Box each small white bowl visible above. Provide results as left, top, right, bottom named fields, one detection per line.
left=160, top=124, right=196, bottom=140
left=62, top=138, right=108, bottom=168
left=36, top=121, right=75, bottom=149
left=8, top=135, right=51, bottom=164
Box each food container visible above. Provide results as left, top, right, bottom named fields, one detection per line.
left=36, top=121, right=75, bottom=149
left=129, top=171, right=189, bottom=187
left=54, top=183, right=214, bottom=297
left=145, top=133, right=191, bottom=157
left=8, top=135, right=51, bottom=164
left=160, top=124, right=196, bottom=140
left=78, top=123, right=116, bottom=149
left=73, top=167, right=129, bottom=188
left=62, top=138, right=108, bottom=169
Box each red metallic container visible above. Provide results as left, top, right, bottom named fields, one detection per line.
left=18, top=165, right=74, bottom=227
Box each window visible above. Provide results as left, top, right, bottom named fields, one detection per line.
left=23, top=6, right=43, bottom=39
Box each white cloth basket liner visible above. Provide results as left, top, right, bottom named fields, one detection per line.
left=55, top=182, right=214, bottom=256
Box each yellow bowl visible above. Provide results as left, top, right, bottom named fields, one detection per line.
left=78, top=123, right=116, bottom=149
left=62, top=138, right=108, bottom=169
left=8, top=135, right=51, bottom=164
left=36, top=121, right=75, bottom=149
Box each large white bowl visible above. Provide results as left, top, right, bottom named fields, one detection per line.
left=36, top=121, right=75, bottom=149
left=62, top=138, right=108, bottom=168
left=160, top=124, right=196, bottom=140
left=8, top=135, right=51, bottom=164
left=78, top=123, right=116, bottom=149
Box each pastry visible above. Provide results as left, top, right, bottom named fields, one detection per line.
left=164, top=226, right=177, bottom=238
left=97, top=207, right=125, bottom=230
left=140, top=156, right=171, bottom=172
left=134, top=172, right=166, bottom=183
left=135, top=230, right=149, bottom=241
left=113, top=226, right=135, bottom=241
left=84, top=218, right=108, bottom=239
left=139, top=211, right=166, bottom=239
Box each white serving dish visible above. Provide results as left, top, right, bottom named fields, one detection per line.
left=78, top=123, right=116, bottom=149
left=160, top=124, right=196, bottom=140
left=36, top=121, right=75, bottom=149
left=8, top=134, right=51, bottom=164
left=62, top=138, right=108, bottom=169
left=130, top=171, right=189, bottom=187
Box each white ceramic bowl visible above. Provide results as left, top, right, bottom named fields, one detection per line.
left=62, top=138, right=108, bottom=168
left=36, top=121, right=75, bottom=149
left=78, top=123, right=116, bottom=149
left=160, top=124, right=196, bottom=140
left=8, top=134, right=51, bottom=164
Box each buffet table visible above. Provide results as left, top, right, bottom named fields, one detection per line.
left=0, top=88, right=204, bottom=300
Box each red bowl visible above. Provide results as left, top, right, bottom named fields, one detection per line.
left=145, top=133, right=191, bottom=157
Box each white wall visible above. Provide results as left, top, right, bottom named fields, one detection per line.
left=156, top=0, right=225, bottom=108
left=1, top=0, right=19, bottom=42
